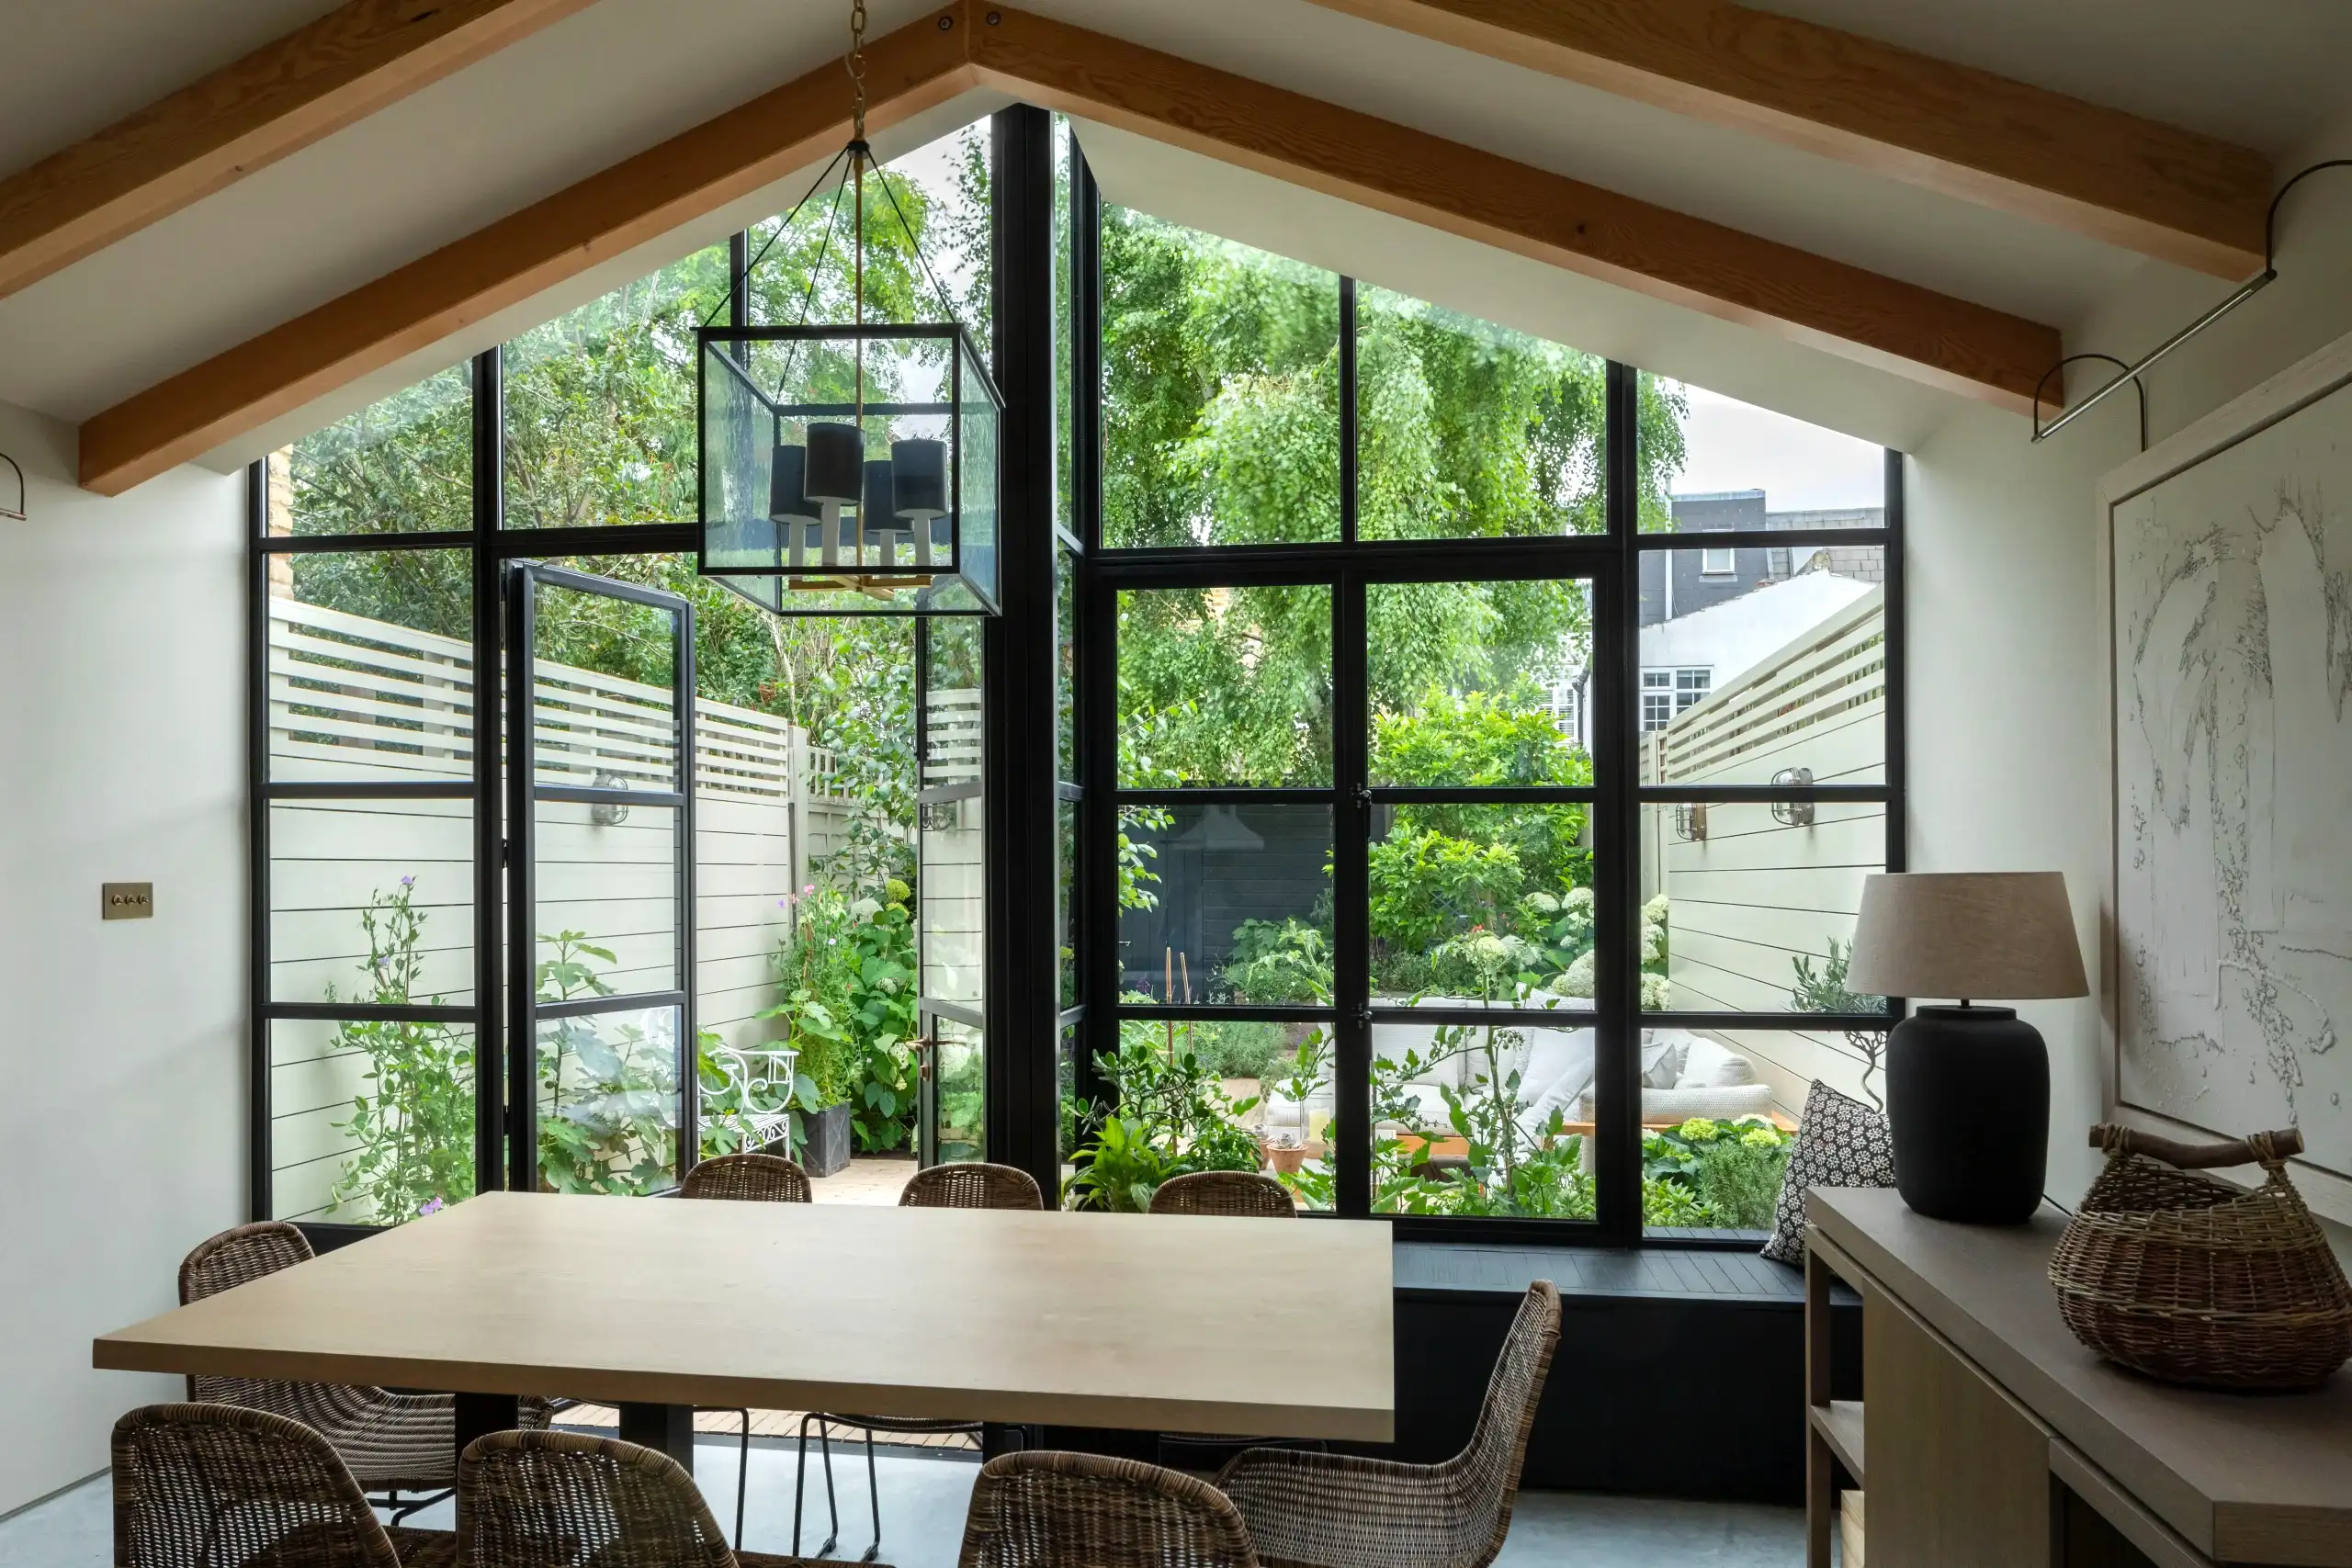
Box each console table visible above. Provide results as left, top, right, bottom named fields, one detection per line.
left=1804, top=1188, right=2352, bottom=1568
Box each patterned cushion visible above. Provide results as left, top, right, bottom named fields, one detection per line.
left=1760, top=1080, right=1895, bottom=1264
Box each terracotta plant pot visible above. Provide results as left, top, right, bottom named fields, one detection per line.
left=1269, top=1145, right=1307, bottom=1176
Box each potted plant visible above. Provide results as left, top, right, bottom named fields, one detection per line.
left=1267, top=1029, right=1331, bottom=1176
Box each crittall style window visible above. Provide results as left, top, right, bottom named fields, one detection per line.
left=251, top=125, right=996, bottom=1226
left=1068, top=131, right=1902, bottom=1243
left=250, top=110, right=1899, bottom=1248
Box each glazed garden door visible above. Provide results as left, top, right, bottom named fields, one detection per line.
left=503, top=562, right=697, bottom=1195
left=915, top=616, right=986, bottom=1166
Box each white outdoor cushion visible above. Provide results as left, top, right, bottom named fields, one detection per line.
left=1574, top=1081, right=1775, bottom=1123
left=1518, top=1028, right=1591, bottom=1096
left=1639, top=1032, right=1690, bottom=1088
left=1675, top=1037, right=1759, bottom=1089
left=1517, top=1066, right=1591, bottom=1141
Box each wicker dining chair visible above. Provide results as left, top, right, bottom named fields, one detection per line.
left=457, top=1430, right=734, bottom=1568
left=1216, top=1281, right=1562, bottom=1568
left=681, top=1151, right=815, bottom=1203
left=956, top=1451, right=1260, bottom=1568
left=112, top=1402, right=403, bottom=1568
left=901, top=1161, right=1046, bottom=1210
left=1148, top=1171, right=1295, bottom=1218
left=675, top=1152, right=812, bottom=1547
left=178, top=1222, right=549, bottom=1519
left=444, top=1430, right=863, bottom=1568
left=795, top=1163, right=1046, bottom=1562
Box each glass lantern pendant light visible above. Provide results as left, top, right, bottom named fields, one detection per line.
left=696, top=0, right=1001, bottom=615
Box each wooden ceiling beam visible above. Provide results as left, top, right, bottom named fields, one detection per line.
left=75, top=11, right=978, bottom=496
left=79, top=1, right=2077, bottom=493
left=0, top=0, right=602, bottom=303
left=1295, top=0, right=2269, bottom=278
left=972, top=7, right=2059, bottom=413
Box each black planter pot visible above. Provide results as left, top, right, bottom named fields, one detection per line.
left=1885, top=1005, right=2048, bottom=1224
left=798, top=1101, right=854, bottom=1178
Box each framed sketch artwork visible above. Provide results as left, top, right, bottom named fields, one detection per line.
left=2099, top=327, right=2352, bottom=1224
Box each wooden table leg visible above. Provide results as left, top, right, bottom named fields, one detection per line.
left=619, top=1402, right=696, bottom=1473
left=455, top=1392, right=521, bottom=1473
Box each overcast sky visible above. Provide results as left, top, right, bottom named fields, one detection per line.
left=1659, top=382, right=1886, bottom=513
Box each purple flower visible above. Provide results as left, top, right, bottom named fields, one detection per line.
left=418, top=1197, right=445, bottom=1217
left=400, top=875, right=416, bottom=888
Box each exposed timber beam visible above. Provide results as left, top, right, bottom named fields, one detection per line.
left=1295, top=0, right=2269, bottom=278
left=0, top=0, right=601, bottom=303
left=79, top=1, right=2068, bottom=493
left=971, top=7, right=2059, bottom=413
left=75, top=11, right=979, bottom=496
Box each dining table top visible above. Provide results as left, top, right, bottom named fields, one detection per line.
left=96, top=1190, right=1396, bottom=1442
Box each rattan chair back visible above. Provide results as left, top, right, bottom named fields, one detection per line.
left=957, top=1451, right=1258, bottom=1568
left=112, top=1403, right=401, bottom=1568
left=901, top=1162, right=1046, bottom=1211
left=177, top=1222, right=315, bottom=1407
left=1446, top=1281, right=1560, bottom=1562
left=1148, top=1171, right=1295, bottom=1218
left=682, top=1153, right=812, bottom=1203
left=457, top=1430, right=736, bottom=1568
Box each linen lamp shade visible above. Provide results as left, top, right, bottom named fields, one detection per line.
left=1848, top=872, right=2087, bottom=1000
left=1849, top=871, right=2086, bottom=1224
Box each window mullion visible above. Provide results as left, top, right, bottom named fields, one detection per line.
left=469, top=345, right=505, bottom=1199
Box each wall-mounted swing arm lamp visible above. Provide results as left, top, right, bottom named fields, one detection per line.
left=0, top=451, right=23, bottom=521
left=2031, top=160, right=2352, bottom=446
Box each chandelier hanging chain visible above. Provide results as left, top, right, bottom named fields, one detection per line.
left=848, top=0, right=869, bottom=142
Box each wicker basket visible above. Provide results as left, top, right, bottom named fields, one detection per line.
left=2049, top=1125, right=2352, bottom=1391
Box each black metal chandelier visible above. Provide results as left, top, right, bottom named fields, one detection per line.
left=696, top=0, right=1001, bottom=616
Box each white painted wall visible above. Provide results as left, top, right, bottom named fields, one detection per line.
left=0, top=400, right=247, bottom=1515
left=1905, top=107, right=2352, bottom=1207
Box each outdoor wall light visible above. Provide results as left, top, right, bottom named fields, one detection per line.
left=1770, top=768, right=1815, bottom=827
left=695, top=0, right=1001, bottom=616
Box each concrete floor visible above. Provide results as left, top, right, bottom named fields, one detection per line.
left=1, top=1437, right=1809, bottom=1568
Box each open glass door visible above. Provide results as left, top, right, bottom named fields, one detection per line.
left=916, top=616, right=986, bottom=1166
left=505, top=562, right=695, bottom=1195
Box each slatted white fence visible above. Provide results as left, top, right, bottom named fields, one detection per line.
left=267, top=595, right=856, bottom=1218
left=921, top=686, right=986, bottom=1014
left=1638, top=589, right=1887, bottom=1117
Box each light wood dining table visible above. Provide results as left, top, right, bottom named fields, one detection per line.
left=96, top=1190, right=1396, bottom=1471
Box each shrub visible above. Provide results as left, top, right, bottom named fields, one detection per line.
left=1644, top=1116, right=1792, bottom=1230
left=1368, top=829, right=1523, bottom=954
left=1068, top=1030, right=1264, bottom=1210
left=1220, top=918, right=1333, bottom=1004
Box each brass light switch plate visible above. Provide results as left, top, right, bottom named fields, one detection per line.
left=103, top=882, right=154, bottom=919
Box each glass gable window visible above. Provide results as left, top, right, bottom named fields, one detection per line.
left=1078, top=193, right=1902, bottom=1240
left=250, top=111, right=1904, bottom=1250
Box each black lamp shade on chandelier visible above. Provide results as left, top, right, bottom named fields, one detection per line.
left=699, top=323, right=1001, bottom=615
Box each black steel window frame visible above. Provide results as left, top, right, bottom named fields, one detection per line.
left=248, top=109, right=1048, bottom=1224
left=502, top=558, right=699, bottom=1196
left=1067, top=194, right=1908, bottom=1245
left=247, top=345, right=714, bottom=1224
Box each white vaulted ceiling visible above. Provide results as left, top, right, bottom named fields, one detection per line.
left=2, top=0, right=2346, bottom=467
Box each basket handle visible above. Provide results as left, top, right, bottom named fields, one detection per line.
left=2089, top=1123, right=2303, bottom=1168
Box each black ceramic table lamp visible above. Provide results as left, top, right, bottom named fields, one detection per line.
left=1847, top=872, right=2088, bottom=1224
